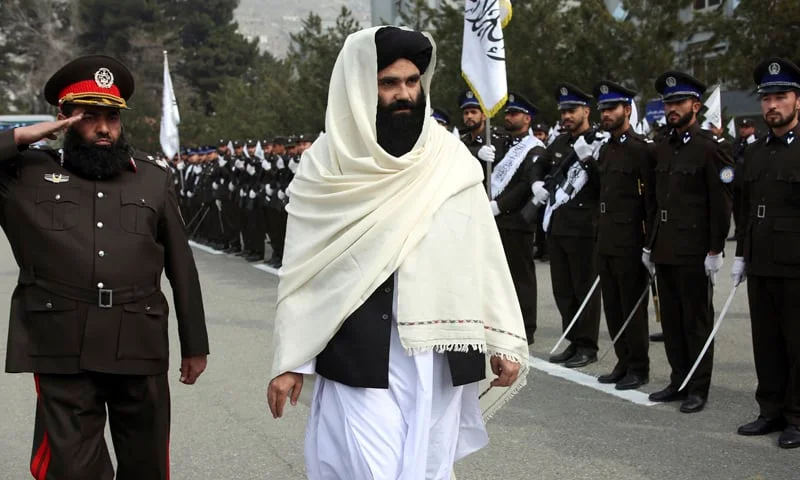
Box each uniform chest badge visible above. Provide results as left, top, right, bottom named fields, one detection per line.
left=555, top=152, right=563, bottom=158
left=44, top=173, right=69, bottom=184
left=719, top=166, right=734, bottom=184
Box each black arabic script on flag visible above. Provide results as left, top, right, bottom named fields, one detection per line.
left=465, top=0, right=505, bottom=61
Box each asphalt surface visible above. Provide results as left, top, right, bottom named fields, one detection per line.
left=0, top=234, right=797, bottom=479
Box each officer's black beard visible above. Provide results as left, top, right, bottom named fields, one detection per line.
left=667, top=110, right=695, bottom=130
left=765, top=106, right=798, bottom=130
left=376, top=91, right=426, bottom=157
left=62, top=128, right=132, bottom=180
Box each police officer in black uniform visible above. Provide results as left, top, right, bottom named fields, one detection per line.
left=490, top=93, right=545, bottom=344
left=593, top=80, right=657, bottom=390
left=734, top=58, right=800, bottom=448
left=730, top=118, right=758, bottom=239
left=535, top=84, right=604, bottom=368
left=458, top=90, right=506, bottom=191
left=644, top=71, right=733, bottom=413
left=432, top=108, right=451, bottom=128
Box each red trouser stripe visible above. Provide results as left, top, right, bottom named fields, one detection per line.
left=166, top=434, right=171, bottom=480
left=31, top=374, right=52, bottom=480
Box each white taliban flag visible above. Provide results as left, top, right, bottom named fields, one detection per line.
left=630, top=99, right=641, bottom=134
left=702, top=85, right=722, bottom=130
left=727, top=117, right=736, bottom=139
left=159, top=51, right=180, bottom=160
left=461, top=0, right=512, bottom=117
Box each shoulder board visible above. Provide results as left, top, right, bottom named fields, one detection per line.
left=134, top=151, right=169, bottom=171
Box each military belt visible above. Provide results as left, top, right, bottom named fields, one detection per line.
left=17, top=268, right=159, bottom=309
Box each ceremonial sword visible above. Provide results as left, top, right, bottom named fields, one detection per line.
left=598, top=277, right=652, bottom=363
left=679, top=282, right=739, bottom=391
left=550, top=275, right=601, bottom=355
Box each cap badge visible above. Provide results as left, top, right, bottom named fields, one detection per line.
left=466, top=91, right=474, bottom=99
left=666, top=76, right=677, bottom=87
left=768, top=62, right=781, bottom=75
left=599, top=85, right=609, bottom=94
left=94, top=67, right=114, bottom=89
left=560, top=87, right=568, bottom=96
left=508, top=94, right=515, bottom=102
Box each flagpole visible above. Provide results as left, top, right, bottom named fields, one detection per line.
left=485, top=116, right=492, bottom=197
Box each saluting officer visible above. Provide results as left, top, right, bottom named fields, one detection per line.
left=644, top=71, right=733, bottom=413
left=593, top=80, right=656, bottom=390
left=733, top=58, right=800, bottom=448
left=0, top=55, right=209, bottom=479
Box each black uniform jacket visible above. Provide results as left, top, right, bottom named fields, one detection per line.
left=648, top=122, right=733, bottom=265
left=534, top=132, right=600, bottom=238
left=596, top=129, right=657, bottom=257
left=736, top=124, right=800, bottom=278
left=316, top=276, right=486, bottom=389
left=0, top=130, right=209, bottom=375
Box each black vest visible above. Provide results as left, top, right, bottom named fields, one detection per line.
left=315, top=276, right=486, bottom=388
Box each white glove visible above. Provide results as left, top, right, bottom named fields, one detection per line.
left=552, top=187, right=569, bottom=208
left=176, top=162, right=185, bottom=171
left=731, top=256, right=746, bottom=286
left=180, top=189, right=185, bottom=197
left=641, top=248, right=656, bottom=277
left=239, top=188, right=245, bottom=197
left=289, top=159, right=299, bottom=173
left=277, top=158, right=285, bottom=169
left=477, top=145, right=496, bottom=163
left=215, top=199, right=222, bottom=210
left=212, top=182, right=218, bottom=190
left=746, top=134, right=756, bottom=145
left=573, top=136, right=595, bottom=161
left=261, top=159, right=270, bottom=170
left=532, top=181, right=549, bottom=206
left=266, top=184, right=274, bottom=196
left=704, top=252, right=724, bottom=284
left=228, top=182, right=235, bottom=192
left=187, top=191, right=194, bottom=198
left=248, top=189, right=256, bottom=199
left=490, top=201, right=501, bottom=216
left=246, top=165, right=256, bottom=176
left=278, top=190, right=286, bottom=201
left=219, top=178, right=225, bottom=185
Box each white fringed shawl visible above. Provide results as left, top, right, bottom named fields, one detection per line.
left=269, top=27, right=528, bottom=414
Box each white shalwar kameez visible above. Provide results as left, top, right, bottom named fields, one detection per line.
left=302, top=282, right=489, bottom=480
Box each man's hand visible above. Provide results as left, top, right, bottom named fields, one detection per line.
left=704, top=252, right=724, bottom=284
left=490, top=356, right=521, bottom=387
left=477, top=145, right=495, bottom=163
left=641, top=248, right=656, bottom=277
left=531, top=181, right=549, bottom=206
left=180, top=355, right=207, bottom=385
left=731, top=256, right=746, bottom=286
left=267, top=372, right=304, bottom=419
left=13, top=116, right=83, bottom=145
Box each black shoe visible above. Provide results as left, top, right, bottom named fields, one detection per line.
left=778, top=425, right=800, bottom=449
left=616, top=372, right=649, bottom=390
left=648, top=385, right=688, bottom=402
left=246, top=253, right=264, bottom=262
left=737, top=416, right=787, bottom=436
left=679, top=395, right=707, bottom=413
left=564, top=350, right=597, bottom=368
left=598, top=365, right=626, bottom=384
left=236, top=250, right=251, bottom=257
left=549, top=344, right=577, bottom=364
left=273, top=260, right=282, bottom=269
left=649, top=332, right=664, bottom=342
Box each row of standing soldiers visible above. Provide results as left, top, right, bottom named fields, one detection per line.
left=450, top=58, right=800, bottom=449
left=167, top=135, right=315, bottom=268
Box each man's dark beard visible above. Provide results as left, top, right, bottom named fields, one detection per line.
left=602, top=115, right=625, bottom=133
left=765, top=106, right=798, bottom=130
left=62, top=128, right=132, bottom=180
left=666, top=110, right=694, bottom=129
left=463, top=120, right=482, bottom=133
left=376, top=91, right=426, bottom=157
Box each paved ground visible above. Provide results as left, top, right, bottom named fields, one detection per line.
left=0, top=235, right=797, bottom=479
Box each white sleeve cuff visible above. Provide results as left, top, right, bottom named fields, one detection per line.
left=291, top=359, right=316, bottom=375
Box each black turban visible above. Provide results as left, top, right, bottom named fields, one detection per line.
left=375, top=27, right=432, bottom=74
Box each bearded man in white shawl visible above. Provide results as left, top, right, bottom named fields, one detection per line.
left=267, top=26, right=530, bottom=479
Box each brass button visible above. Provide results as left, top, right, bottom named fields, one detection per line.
left=381, top=314, right=389, bottom=320
left=384, top=287, right=392, bottom=294
left=45, top=301, right=53, bottom=309
left=97, top=282, right=104, bottom=289
left=97, top=192, right=104, bottom=198
left=98, top=250, right=105, bottom=257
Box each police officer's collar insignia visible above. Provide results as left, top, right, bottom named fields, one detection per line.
left=768, top=62, right=781, bottom=75
left=683, top=131, right=691, bottom=144
left=666, top=76, right=677, bottom=87
left=44, top=173, right=69, bottom=184
left=719, top=166, right=734, bottom=184
left=94, top=67, right=115, bottom=89
left=129, top=157, right=137, bottom=173
left=620, top=133, right=628, bottom=143
left=788, top=130, right=796, bottom=144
